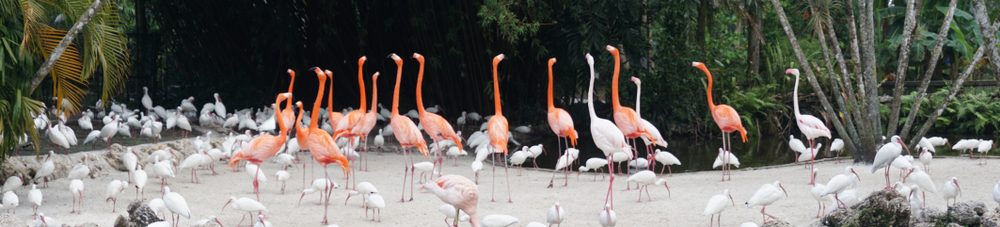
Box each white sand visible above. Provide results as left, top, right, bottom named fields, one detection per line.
left=7, top=143, right=998, bottom=227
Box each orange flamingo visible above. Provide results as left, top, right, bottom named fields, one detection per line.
left=388, top=53, right=429, bottom=202
left=486, top=54, right=513, bottom=203
left=544, top=57, right=578, bottom=188
left=693, top=62, right=748, bottom=182
left=306, top=67, right=351, bottom=225
left=606, top=46, right=654, bottom=189
left=413, top=53, right=463, bottom=178
left=334, top=57, right=369, bottom=138
left=227, top=92, right=291, bottom=201
left=353, top=72, right=380, bottom=173
left=281, top=70, right=296, bottom=134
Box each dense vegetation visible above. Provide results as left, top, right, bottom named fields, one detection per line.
left=1, top=0, right=998, bottom=161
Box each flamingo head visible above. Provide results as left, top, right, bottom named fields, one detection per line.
left=605, top=45, right=618, bottom=55
left=359, top=56, right=367, bottom=65
left=548, top=58, right=556, bottom=66
left=785, top=68, right=800, bottom=75
left=324, top=70, right=333, bottom=79
left=412, top=53, right=424, bottom=62
left=493, top=54, right=505, bottom=65
left=287, top=69, right=295, bottom=78
left=372, top=72, right=379, bottom=81
left=631, top=76, right=640, bottom=85
left=585, top=53, right=594, bottom=65
left=310, top=67, right=326, bottom=81
left=143, top=87, right=147, bottom=93
left=388, top=53, right=402, bottom=66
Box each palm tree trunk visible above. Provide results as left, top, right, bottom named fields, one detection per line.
left=971, top=0, right=1000, bottom=84
left=900, top=0, right=957, bottom=146
left=29, top=0, right=105, bottom=94
left=885, top=0, right=921, bottom=139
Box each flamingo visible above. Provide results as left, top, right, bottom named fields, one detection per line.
left=745, top=181, right=787, bottom=223
left=821, top=166, right=860, bottom=208
left=704, top=189, right=735, bottom=227
left=586, top=53, right=631, bottom=209
left=353, top=71, right=381, bottom=173
left=332, top=57, right=369, bottom=179
left=631, top=77, right=667, bottom=163
left=872, top=135, right=910, bottom=189
left=281, top=69, right=296, bottom=134
left=387, top=54, right=430, bottom=203
left=544, top=58, right=579, bottom=184
left=694, top=62, right=748, bottom=181
left=304, top=68, right=351, bottom=225
left=605, top=46, right=654, bottom=179
left=228, top=93, right=291, bottom=201
left=413, top=53, right=463, bottom=178
left=421, top=174, right=480, bottom=227
left=942, top=177, right=961, bottom=206
left=484, top=53, right=513, bottom=203
left=786, top=69, right=832, bottom=173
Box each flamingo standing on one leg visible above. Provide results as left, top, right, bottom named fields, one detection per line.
left=305, top=68, right=351, bottom=225
left=486, top=54, right=513, bottom=203
left=387, top=54, right=430, bottom=203
left=586, top=53, right=631, bottom=210
left=606, top=46, right=655, bottom=189
left=413, top=53, right=463, bottom=179
left=693, top=62, right=748, bottom=182
left=786, top=69, right=831, bottom=181
left=227, top=93, right=291, bottom=201
left=544, top=58, right=579, bottom=188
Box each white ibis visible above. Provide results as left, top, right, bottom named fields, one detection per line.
left=178, top=152, right=210, bottom=184
left=653, top=149, right=681, bottom=177
left=145, top=148, right=177, bottom=164
left=45, top=123, right=70, bottom=154
left=831, top=138, right=845, bottom=163
left=29, top=184, right=42, bottom=216
left=193, top=215, right=223, bottom=226
left=908, top=185, right=923, bottom=211
left=152, top=157, right=175, bottom=191
left=890, top=155, right=914, bottom=181
left=133, top=169, right=148, bottom=201
left=977, top=140, right=994, bottom=165
left=162, top=187, right=190, bottom=227
left=68, top=157, right=90, bottom=180
left=628, top=158, right=649, bottom=170
left=872, top=135, right=910, bottom=189
left=345, top=182, right=378, bottom=207
left=446, top=146, right=467, bottom=166
left=2, top=190, right=18, bottom=214
left=141, top=87, right=153, bottom=112
left=223, top=197, right=267, bottom=227
left=704, top=189, right=735, bottom=227
left=149, top=198, right=169, bottom=220
left=482, top=214, right=519, bottom=227
left=993, top=181, right=1000, bottom=205
left=69, top=179, right=84, bottom=214
left=124, top=148, right=138, bottom=179
left=252, top=214, right=272, bottom=227
left=299, top=178, right=339, bottom=205
left=893, top=181, right=911, bottom=198
left=952, top=139, right=980, bottom=159
left=34, top=151, right=55, bottom=188
left=214, top=93, right=227, bottom=119
left=586, top=53, right=631, bottom=209
left=903, top=165, right=936, bottom=207
left=821, top=166, right=860, bottom=208
left=809, top=170, right=833, bottom=218
left=83, top=130, right=101, bottom=148
left=374, top=129, right=385, bottom=152
left=788, top=135, right=806, bottom=165
left=275, top=170, right=290, bottom=194
left=175, top=108, right=192, bottom=138
left=438, top=204, right=471, bottom=225
left=927, top=136, right=950, bottom=147
left=745, top=181, right=787, bottom=223
left=549, top=148, right=579, bottom=188
left=2, top=175, right=23, bottom=193
left=919, top=147, right=934, bottom=173
left=99, top=116, right=119, bottom=150
left=413, top=161, right=435, bottom=184
left=547, top=202, right=564, bottom=226
left=712, top=148, right=740, bottom=169
left=625, top=170, right=670, bottom=202
left=105, top=180, right=127, bottom=212
left=35, top=213, right=55, bottom=227
left=78, top=116, right=93, bottom=131
left=364, top=192, right=385, bottom=222
left=599, top=203, right=616, bottom=227
left=942, top=177, right=961, bottom=207
left=916, top=137, right=935, bottom=153
left=527, top=144, right=544, bottom=168
left=578, top=158, right=609, bottom=181
left=509, top=150, right=528, bottom=176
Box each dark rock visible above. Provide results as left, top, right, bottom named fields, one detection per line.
left=912, top=223, right=935, bottom=227
left=761, top=220, right=791, bottom=227
left=127, top=200, right=162, bottom=227
left=114, top=215, right=128, bottom=227
left=945, top=201, right=985, bottom=226
left=821, top=190, right=911, bottom=227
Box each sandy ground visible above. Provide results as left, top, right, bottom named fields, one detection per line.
left=6, top=140, right=1000, bottom=227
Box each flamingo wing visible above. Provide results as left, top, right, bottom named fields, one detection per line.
left=422, top=113, right=464, bottom=151
left=796, top=114, right=831, bottom=139
left=391, top=116, right=429, bottom=156
left=487, top=116, right=509, bottom=155
left=613, top=107, right=648, bottom=138
left=711, top=104, right=748, bottom=142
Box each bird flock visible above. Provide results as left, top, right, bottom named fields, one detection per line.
left=6, top=45, right=999, bottom=227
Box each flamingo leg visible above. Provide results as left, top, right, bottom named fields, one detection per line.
left=604, top=155, right=616, bottom=210
left=408, top=148, right=416, bottom=202
left=491, top=151, right=497, bottom=202
left=502, top=152, right=513, bottom=203
left=321, top=165, right=332, bottom=224
left=548, top=147, right=566, bottom=188
left=400, top=147, right=409, bottom=203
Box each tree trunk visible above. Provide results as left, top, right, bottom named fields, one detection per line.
left=747, top=14, right=761, bottom=75
left=971, top=0, right=1000, bottom=82
left=812, top=8, right=861, bottom=147
left=824, top=12, right=863, bottom=143
left=29, top=0, right=105, bottom=94
left=885, top=0, right=921, bottom=138
left=910, top=20, right=1000, bottom=144
left=901, top=0, right=957, bottom=146
left=859, top=0, right=881, bottom=161
left=770, top=0, right=859, bottom=155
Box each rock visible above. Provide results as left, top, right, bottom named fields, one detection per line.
left=912, top=223, right=935, bottom=227
left=127, top=200, right=162, bottom=227
left=912, top=207, right=942, bottom=223
left=946, top=223, right=963, bottom=227
left=0, top=214, right=24, bottom=227
left=105, top=144, right=129, bottom=171
left=945, top=201, right=986, bottom=226
left=73, top=223, right=99, bottom=227
left=761, top=220, right=791, bottom=227
left=114, top=215, right=128, bottom=227
left=821, top=190, right=911, bottom=227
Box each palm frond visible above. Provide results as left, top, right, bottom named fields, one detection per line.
left=82, top=0, right=129, bottom=102
left=39, top=24, right=85, bottom=115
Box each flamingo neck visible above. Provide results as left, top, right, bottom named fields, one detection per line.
left=295, top=105, right=306, bottom=138
left=587, top=62, right=597, bottom=119
left=370, top=75, right=378, bottom=113
left=327, top=74, right=335, bottom=120
left=547, top=60, right=555, bottom=110
left=699, top=67, right=717, bottom=110
left=635, top=81, right=641, bottom=117
left=492, top=60, right=502, bottom=115
left=611, top=52, right=621, bottom=109
left=416, top=57, right=427, bottom=115
left=274, top=96, right=287, bottom=137
left=793, top=72, right=802, bottom=116
left=392, top=60, right=403, bottom=117
left=358, top=62, right=367, bottom=112
left=310, top=74, right=327, bottom=130
left=285, top=73, right=295, bottom=110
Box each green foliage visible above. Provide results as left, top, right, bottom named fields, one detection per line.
left=477, top=0, right=548, bottom=45
left=886, top=89, right=1000, bottom=136
left=0, top=18, right=43, bottom=160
